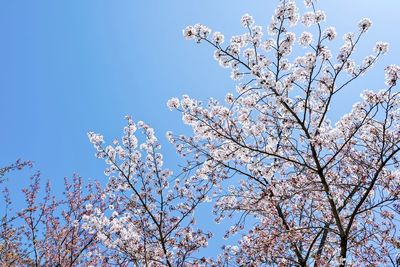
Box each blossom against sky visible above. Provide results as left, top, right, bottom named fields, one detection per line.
left=1, top=2, right=400, bottom=256
left=1, top=0, right=399, bottom=179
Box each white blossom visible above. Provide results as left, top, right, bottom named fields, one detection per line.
left=358, top=18, right=372, bottom=32
left=299, top=32, right=313, bottom=47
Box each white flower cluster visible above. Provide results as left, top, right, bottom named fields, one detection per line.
left=374, top=41, right=389, bottom=54
left=213, top=31, right=224, bottom=45
left=270, top=0, right=299, bottom=31
left=323, top=26, right=336, bottom=41
left=385, top=65, right=400, bottom=86
left=240, top=14, right=254, bottom=27
left=302, top=10, right=325, bottom=27
left=358, top=18, right=372, bottom=32
left=167, top=97, right=179, bottom=110
left=183, top=23, right=211, bottom=43
left=299, top=31, right=313, bottom=47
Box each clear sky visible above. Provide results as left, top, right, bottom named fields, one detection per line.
left=1, top=0, right=399, bottom=255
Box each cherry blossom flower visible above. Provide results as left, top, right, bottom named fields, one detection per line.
left=374, top=41, right=389, bottom=54
left=358, top=18, right=372, bottom=32
left=323, top=26, right=337, bottom=40
left=241, top=14, right=254, bottom=27
left=385, top=64, right=400, bottom=86
left=299, top=31, right=313, bottom=47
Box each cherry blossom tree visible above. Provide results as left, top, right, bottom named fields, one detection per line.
left=166, top=0, right=400, bottom=266
left=85, top=116, right=212, bottom=266
left=0, top=161, right=103, bottom=266
left=2, top=0, right=400, bottom=266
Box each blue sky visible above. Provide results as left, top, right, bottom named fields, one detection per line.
left=1, top=0, right=399, bottom=255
